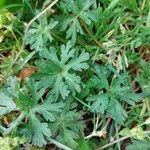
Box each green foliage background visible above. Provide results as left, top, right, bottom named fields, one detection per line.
left=0, top=0, right=150, bottom=149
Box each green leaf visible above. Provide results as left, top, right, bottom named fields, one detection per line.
left=23, top=114, right=51, bottom=147
left=87, top=94, right=109, bottom=114
left=147, top=10, right=150, bottom=27
left=60, top=0, right=97, bottom=42
left=25, top=17, right=58, bottom=51
left=34, top=97, right=64, bottom=122
left=119, top=128, right=130, bottom=137
left=5, top=76, right=18, bottom=97
left=136, top=61, right=150, bottom=94
left=107, top=100, right=127, bottom=124
left=36, top=41, right=90, bottom=99
left=126, top=140, right=150, bottom=150
left=106, top=0, right=119, bottom=11
left=0, top=0, right=21, bottom=9
left=50, top=97, right=84, bottom=149
left=2, top=79, right=64, bottom=147
left=87, top=64, right=141, bottom=124
left=77, top=135, right=92, bottom=150
left=0, top=92, right=16, bottom=115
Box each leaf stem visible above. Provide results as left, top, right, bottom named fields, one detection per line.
left=49, top=138, right=73, bottom=150
left=97, top=136, right=129, bottom=150
left=115, top=124, right=121, bottom=150
left=74, top=97, right=91, bottom=109
left=96, top=130, right=150, bottom=150
left=85, top=130, right=98, bottom=139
